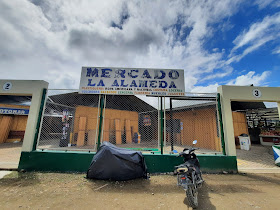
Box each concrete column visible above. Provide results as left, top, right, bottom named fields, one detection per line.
left=22, top=88, right=46, bottom=151
left=218, top=87, right=236, bottom=156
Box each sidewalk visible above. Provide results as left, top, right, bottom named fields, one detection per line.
left=0, top=142, right=22, bottom=169
left=0, top=171, right=11, bottom=179
left=237, top=144, right=280, bottom=173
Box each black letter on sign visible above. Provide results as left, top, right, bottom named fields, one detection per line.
left=169, top=70, right=179, bottom=79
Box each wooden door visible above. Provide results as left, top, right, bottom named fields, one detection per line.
left=115, top=119, right=121, bottom=144
left=0, top=116, right=13, bottom=143
left=77, top=117, right=87, bottom=146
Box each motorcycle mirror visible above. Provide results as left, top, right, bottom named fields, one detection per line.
left=193, top=140, right=197, bottom=145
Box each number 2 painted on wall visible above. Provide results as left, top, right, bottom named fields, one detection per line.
left=3, top=82, right=12, bottom=91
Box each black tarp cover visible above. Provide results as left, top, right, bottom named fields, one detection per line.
left=87, top=142, right=148, bottom=181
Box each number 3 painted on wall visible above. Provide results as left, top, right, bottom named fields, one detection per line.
left=252, top=89, right=261, bottom=98
left=3, top=82, right=12, bottom=91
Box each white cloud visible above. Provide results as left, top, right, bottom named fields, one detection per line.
left=228, top=12, right=280, bottom=63
left=255, top=0, right=280, bottom=9
left=227, top=35, right=275, bottom=63
left=192, top=70, right=271, bottom=93
left=0, top=0, right=244, bottom=89
left=272, top=47, right=280, bottom=54
left=227, top=71, right=270, bottom=86
left=200, top=66, right=233, bottom=82
left=232, top=13, right=280, bottom=50
left=0, top=0, right=276, bottom=94
left=191, top=83, right=219, bottom=93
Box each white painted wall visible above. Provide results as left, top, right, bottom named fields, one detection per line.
left=0, top=80, right=49, bottom=152
left=218, top=85, right=280, bottom=156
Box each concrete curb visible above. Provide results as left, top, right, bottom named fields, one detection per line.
left=0, top=171, right=12, bottom=179
left=238, top=168, right=280, bottom=173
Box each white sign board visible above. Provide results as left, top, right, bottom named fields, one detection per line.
left=79, top=67, right=185, bottom=96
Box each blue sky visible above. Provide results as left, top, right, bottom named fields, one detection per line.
left=198, top=2, right=280, bottom=88
left=0, top=0, right=279, bottom=92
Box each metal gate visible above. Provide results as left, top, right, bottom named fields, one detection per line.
left=37, top=90, right=222, bottom=154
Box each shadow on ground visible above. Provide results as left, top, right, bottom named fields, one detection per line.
left=244, top=173, right=280, bottom=185
left=182, top=183, right=216, bottom=209
left=87, top=176, right=219, bottom=209
left=87, top=176, right=182, bottom=194
left=0, top=172, right=40, bottom=187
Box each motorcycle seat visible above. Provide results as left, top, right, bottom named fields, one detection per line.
left=176, top=167, right=188, bottom=173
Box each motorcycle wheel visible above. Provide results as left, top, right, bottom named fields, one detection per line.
left=186, top=180, right=198, bottom=209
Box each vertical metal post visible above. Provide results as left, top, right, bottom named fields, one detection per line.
left=97, top=94, right=105, bottom=150
left=164, top=97, right=166, bottom=147
left=217, top=93, right=226, bottom=155
left=170, top=98, right=174, bottom=152
left=101, top=95, right=107, bottom=144
left=69, top=108, right=76, bottom=145
left=160, top=97, right=164, bottom=154
left=94, top=95, right=101, bottom=150
left=158, top=97, right=160, bottom=148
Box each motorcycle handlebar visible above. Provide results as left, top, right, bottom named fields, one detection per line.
left=183, top=147, right=199, bottom=152
left=177, top=147, right=199, bottom=157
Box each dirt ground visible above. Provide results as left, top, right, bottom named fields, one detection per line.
left=0, top=172, right=279, bottom=210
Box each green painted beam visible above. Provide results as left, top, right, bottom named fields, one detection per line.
left=18, top=151, right=237, bottom=173
left=124, top=148, right=159, bottom=151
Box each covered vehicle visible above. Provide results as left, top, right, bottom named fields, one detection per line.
left=87, top=142, right=148, bottom=181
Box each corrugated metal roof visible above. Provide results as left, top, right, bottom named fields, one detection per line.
left=48, top=92, right=157, bottom=112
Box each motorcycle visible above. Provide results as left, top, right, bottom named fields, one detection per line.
left=174, top=140, right=204, bottom=209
